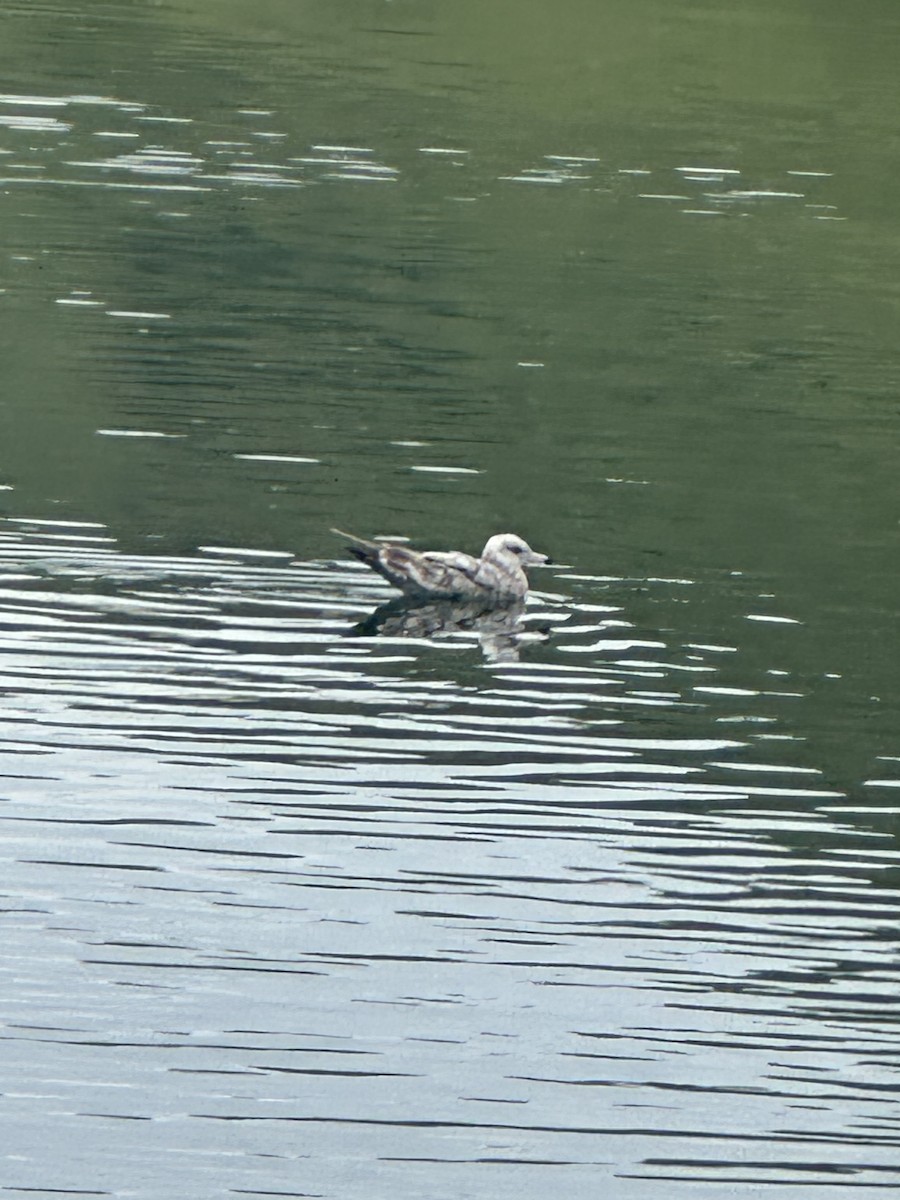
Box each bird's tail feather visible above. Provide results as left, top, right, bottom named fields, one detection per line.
left=332, top=528, right=386, bottom=569
left=331, top=527, right=380, bottom=549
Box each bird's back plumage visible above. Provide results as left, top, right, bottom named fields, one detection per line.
left=332, top=529, right=548, bottom=600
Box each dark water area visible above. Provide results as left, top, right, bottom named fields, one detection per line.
left=1, top=2, right=900, bottom=1197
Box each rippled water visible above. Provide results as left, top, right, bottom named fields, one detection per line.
left=4, top=521, right=899, bottom=1197
left=3, top=1, right=900, bottom=1197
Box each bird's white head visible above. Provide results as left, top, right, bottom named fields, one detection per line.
left=482, top=533, right=549, bottom=570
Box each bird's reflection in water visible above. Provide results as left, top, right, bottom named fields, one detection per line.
left=345, top=596, right=546, bottom=662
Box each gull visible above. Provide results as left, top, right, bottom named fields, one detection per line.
left=333, top=529, right=550, bottom=601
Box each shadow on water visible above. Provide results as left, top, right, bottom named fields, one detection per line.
left=3, top=522, right=900, bottom=1198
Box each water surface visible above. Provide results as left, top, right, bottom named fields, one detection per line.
left=2, top=2, right=900, bottom=1197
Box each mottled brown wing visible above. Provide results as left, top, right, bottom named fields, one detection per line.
left=380, top=547, right=480, bottom=596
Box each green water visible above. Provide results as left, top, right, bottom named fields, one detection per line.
left=1, top=5, right=900, bottom=1194
left=4, top=0, right=897, bottom=789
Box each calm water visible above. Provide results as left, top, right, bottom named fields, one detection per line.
left=2, top=2, right=900, bottom=1197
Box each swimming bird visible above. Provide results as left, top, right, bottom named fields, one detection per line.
left=332, top=529, right=549, bottom=601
